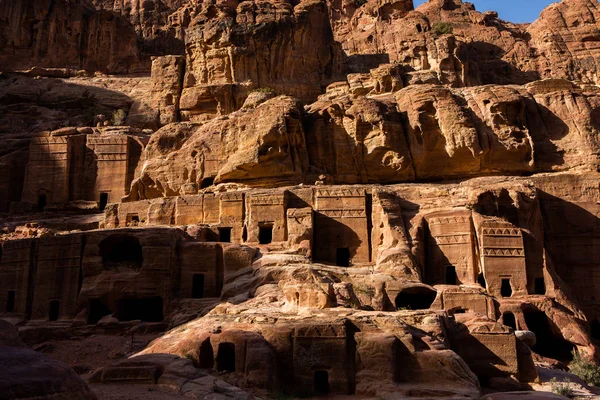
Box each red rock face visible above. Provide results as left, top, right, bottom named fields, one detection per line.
left=0, top=0, right=140, bottom=73
left=4, top=0, right=600, bottom=399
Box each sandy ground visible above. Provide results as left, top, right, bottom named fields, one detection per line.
left=90, top=384, right=188, bottom=400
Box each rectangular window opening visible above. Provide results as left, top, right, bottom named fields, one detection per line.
left=218, top=227, right=232, bottom=243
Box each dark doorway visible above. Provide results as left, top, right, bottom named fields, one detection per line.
left=445, top=265, right=457, bottom=285
left=259, top=225, right=273, bottom=244
left=199, top=339, right=214, bottom=369
left=49, top=300, right=60, bottom=321
left=87, top=299, right=112, bottom=324
left=591, top=319, right=600, bottom=341
left=314, top=370, right=330, bottom=394
left=216, top=342, right=236, bottom=372
left=501, top=278, right=513, bottom=297
left=99, top=235, right=143, bottom=270
left=524, top=311, right=574, bottom=361
left=534, top=277, right=546, bottom=295
left=478, top=273, right=487, bottom=289
left=503, top=312, right=517, bottom=330
left=395, top=287, right=437, bottom=310
left=37, top=193, right=47, bottom=211
left=192, top=274, right=205, bottom=299
left=200, top=177, right=215, bottom=189
left=336, top=248, right=351, bottom=267
left=218, top=227, right=232, bottom=243
left=126, top=214, right=140, bottom=226
left=114, top=297, right=163, bottom=322
left=6, top=291, right=15, bottom=313
left=99, top=192, right=109, bottom=211
left=416, top=24, right=422, bottom=33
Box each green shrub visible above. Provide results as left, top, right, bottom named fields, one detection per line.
left=549, top=377, right=575, bottom=398
left=112, top=109, right=127, bottom=126
left=354, top=0, right=367, bottom=7
left=433, top=22, right=454, bottom=35
left=569, top=350, right=600, bottom=386
left=251, top=87, right=275, bottom=94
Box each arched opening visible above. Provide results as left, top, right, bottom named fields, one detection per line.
left=534, top=277, right=546, bottom=295
left=99, top=193, right=109, bottom=211
left=88, top=299, right=112, bottom=324
left=200, top=177, right=214, bottom=189
left=501, top=278, right=513, bottom=297
left=445, top=265, right=457, bottom=285
left=478, top=273, right=487, bottom=289
left=218, top=227, right=232, bottom=243
left=242, top=226, right=248, bottom=242
left=199, top=339, right=214, bottom=369
left=336, top=248, right=351, bottom=267
left=114, top=297, right=163, bottom=322
left=524, top=311, right=574, bottom=361
left=216, top=342, right=236, bottom=372
left=37, top=193, right=47, bottom=211
left=314, top=370, right=330, bottom=394
left=591, top=319, right=600, bottom=341
left=49, top=300, right=60, bottom=321
left=99, top=235, right=143, bottom=271
left=6, top=291, right=15, bottom=313
left=416, top=23, right=423, bottom=33
left=192, top=274, right=205, bottom=299
left=259, top=224, right=273, bottom=244
left=395, top=287, right=437, bottom=310
left=503, top=312, right=517, bottom=330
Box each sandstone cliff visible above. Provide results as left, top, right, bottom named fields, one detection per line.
left=3, top=0, right=600, bottom=399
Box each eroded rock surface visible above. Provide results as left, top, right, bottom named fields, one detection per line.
left=2, top=0, right=600, bottom=399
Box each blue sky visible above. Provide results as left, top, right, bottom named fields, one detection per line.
left=413, top=0, right=558, bottom=23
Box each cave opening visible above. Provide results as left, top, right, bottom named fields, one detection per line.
left=524, top=311, right=574, bottom=361
left=192, top=274, right=205, bottom=299
left=200, top=177, right=215, bottom=189
left=126, top=214, right=140, bottom=226
left=395, top=287, right=437, bottom=310
left=37, top=193, right=47, bottom=211
left=591, top=319, right=600, bottom=341
left=503, top=312, right=517, bottom=330
left=88, top=298, right=112, bottom=324
left=501, top=278, right=513, bottom=297
left=216, top=342, right=236, bottom=372
left=114, top=297, right=164, bottom=322
left=49, top=300, right=60, bottom=321
left=259, top=224, right=273, bottom=245
left=99, top=192, right=109, bottom=211
left=6, top=291, right=15, bottom=313
left=534, top=277, right=546, bottom=295
left=218, top=227, right=232, bottom=243
left=478, top=273, right=487, bottom=289
left=336, top=248, right=351, bottom=267
left=445, top=265, right=457, bottom=285
left=314, top=370, right=330, bottom=394
left=199, top=339, right=214, bottom=369
left=99, top=234, right=143, bottom=271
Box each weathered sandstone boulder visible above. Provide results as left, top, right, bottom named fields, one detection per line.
left=0, top=346, right=97, bottom=399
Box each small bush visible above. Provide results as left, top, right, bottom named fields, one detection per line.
left=550, top=377, right=575, bottom=398
left=354, top=0, right=367, bottom=7
left=251, top=87, right=275, bottom=94
left=569, top=350, right=600, bottom=386
left=433, top=22, right=454, bottom=35
left=112, top=109, right=127, bottom=126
